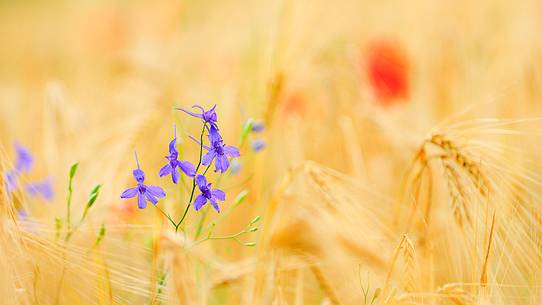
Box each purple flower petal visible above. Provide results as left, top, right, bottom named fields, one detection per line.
left=176, top=107, right=204, bottom=119
left=188, top=135, right=212, bottom=150
left=179, top=160, right=195, bottom=177
left=193, top=194, right=207, bottom=211
left=121, top=187, right=138, bottom=198
left=202, top=105, right=218, bottom=126
left=251, top=122, right=265, bottom=133
left=17, top=209, right=29, bottom=219
left=215, top=155, right=229, bottom=173
left=137, top=194, right=147, bottom=209
left=201, top=150, right=217, bottom=166
left=145, top=192, right=158, bottom=205
left=230, top=160, right=241, bottom=174
left=5, top=171, right=17, bottom=194
left=146, top=185, right=166, bottom=198
left=195, top=175, right=207, bottom=190
left=159, top=163, right=173, bottom=177
left=133, top=169, right=145, bottom=183
left=172, top=168, right=180, bottom=184
left=208, top=125, right=222, bottom=144
left=168, top=138, right=178, bottom=155
left=209, top=198, right=220, bottom=212
left=211, top=189, right=225, bottom=201
left=14, top=142, right=33, bottom=173
left=178, top=104, right=219, bottom=127
left=251, top=139, right=266, bottom=152
left=26, top=179, right=54, bottom=202
left=224, top=146, right=240, bottom=157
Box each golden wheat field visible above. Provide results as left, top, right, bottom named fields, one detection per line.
left=2, top=0, right=542, bottom=304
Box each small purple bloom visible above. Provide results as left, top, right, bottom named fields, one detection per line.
left=191, top=126, right=240, bottom=173
left=159, top=126, right=196, bottom=184
left=193, top=174, right=225, bottom=212
left=251, top=122, right=265, bottom=133
left=177, top=104, right=218, bottom=128
left=17, top=209, right=29, bottom=219
left=121, top=152, right=166, bottom=209
left=14, top=142, right=33, bottom=173
left=27, top=178, right=54, bottom=201
left=230, top=159, right=241, bottom=175
left=5, top=170, right=17, bottom=194
left=208, top=124, right=222, bottom=144
left=251, top=139, right=266, bottom=152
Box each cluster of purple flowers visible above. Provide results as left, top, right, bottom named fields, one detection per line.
left=4, top=142, right=54, bottom=201
left=120, top=104, right=240, bottom=215
left=250, top=121, right=266, bottom=152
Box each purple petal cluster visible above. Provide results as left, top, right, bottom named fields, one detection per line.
left=179, top=104, right=240, bottom=212
left=251, top=121, right=265, bottom=133
left=14, top=142, right=33, bottom=173
left=5, top=170, right=17, bottom=194
left=251, top=121, right=266, bottom=153
left=121, top=152, right=166, bottom=209
left=251, top=139, right=266, bottom=152
left=159, top=127, right=195, bottom=184
left=201, top=126, right=240, bottom=173
left=193, top=175, right=225, bottom=212
left=4, top=142, right=54, bottom=201
left=120, top=104, right=239, bottom=216
left=177, top=104, right=218, bottom=128
left=27, top=178, right=54, bottom=201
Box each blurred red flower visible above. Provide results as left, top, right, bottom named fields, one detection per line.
left=281, top=91, right=306, bottom=117
left=364, top=39, right=410, bottom=105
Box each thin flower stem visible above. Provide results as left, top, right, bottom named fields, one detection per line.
left=134, top=151, right=140, bottom=168
left=66, top=192, right=72, bottom=230
left=153, top=204, right=177, bottom=228
left=202, top=164, right=212, bottom=175
left=194, top=206, right=209, bottom=239
left=176, top=122, right=208, bottom=231
left=66, top=163, right=78, bottom=230
left=192, top=230, right=247, bottom=247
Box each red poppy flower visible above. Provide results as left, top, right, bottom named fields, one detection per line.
left=364, top=39, right=410, bottom=105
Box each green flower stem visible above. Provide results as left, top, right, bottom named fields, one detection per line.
left=175, top=122, right=207, bottom=231
left=153, top=204, right=177, bottom=229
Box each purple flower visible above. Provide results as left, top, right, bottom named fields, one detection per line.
left=5, top=170, right=17, bottom=194
left=208, top=124, right=222, bottom=144
left=191, top=126, right=240, bottom=173
left=5, top=142, right=34, bottom=194
left=27, top=178, right=54, bottom=201
left=251, top=139, right=266, bottom=152
left=193, top=175, right=225, bottom=212
left=17, top=209, right=29, bottom=219
left=159, top=126, right=196, bottom=184
left=177, top=104, right=218, bottom=128
left=230, top=159, right=241, bottom=175
left=251, top=122, right=265, bottom=133
left=14, top=142, right=33, bottom=173
left=121, top=152, right=166, bottom=209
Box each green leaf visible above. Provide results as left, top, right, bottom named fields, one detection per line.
left=86, top=184, right=102, bottom=208
left=69, top=162, right=79, bottom=180
left=67, top=162, right=79, bottom=228
left=249, top=215, right=261, bottom=225
left=239, top=119, right=254, bottom=146
left=233, top=190, right=249, bottom=207
left=243, top=242, right=257, bottom=247
left=95, top=224, right=106, bottom=246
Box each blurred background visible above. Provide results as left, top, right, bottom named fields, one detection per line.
left=3, top=0, right=542, bottom=198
